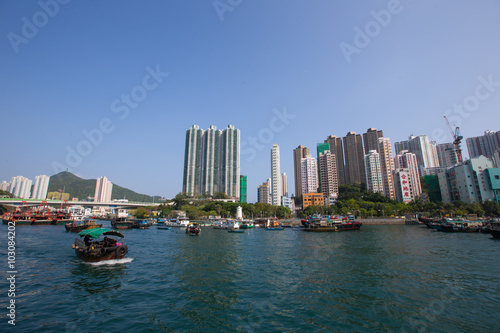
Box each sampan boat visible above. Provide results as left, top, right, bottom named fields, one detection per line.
left=72, top=228, right=128, bottom=262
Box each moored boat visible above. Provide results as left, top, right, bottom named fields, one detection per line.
left=72, top=228, right=128, bottom=262
left=265, top=219, right=284, bottom=230
left=131, top=219, right=150, bottom=229
left=65, top=219, right=102, bottom=233
left=111, top=217, right=134, bottom=229
left=186, top=222, right=201, bottom=235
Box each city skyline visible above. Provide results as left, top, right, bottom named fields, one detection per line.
left=1, top=1, right=500, bottom=202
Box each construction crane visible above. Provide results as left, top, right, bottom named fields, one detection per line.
left=443, top=116, right=463, bottom=164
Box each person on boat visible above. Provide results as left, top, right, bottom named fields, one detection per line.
left=84, top=235, right=91, bottom=246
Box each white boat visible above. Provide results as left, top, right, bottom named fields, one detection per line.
left=212, top=219, right=239, bottom=230
left=166, top=217, right=190, bottom=227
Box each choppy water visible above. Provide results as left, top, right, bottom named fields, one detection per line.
left=1, top=223, right=499, bottom=332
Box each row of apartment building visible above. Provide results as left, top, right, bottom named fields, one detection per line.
left=0, top=175, right=50, bottom=200
left=1, top=175, right=113, bottom=203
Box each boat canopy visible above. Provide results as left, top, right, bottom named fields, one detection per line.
left=78, top=228, right=124, bottom=238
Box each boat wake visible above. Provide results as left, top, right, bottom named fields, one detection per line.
left=88, top=258, right=134, bottom=266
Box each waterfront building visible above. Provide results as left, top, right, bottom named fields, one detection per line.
left=182, top=124, right=240, bottom=199
left=293, top=145, right=310, bottom=199
left=270, top=144, right=282, bottom=206
left=302, top=192, right=325, bottom=209
left=301, top=154, right=318, bottom=194
left=281, top=172, right=288, bottom=197
left=364, top=150, right=383, bottom=193
left=318, top=150, right=338, bottom=202
left=363, top=128, right=384, bottom=155
left=438, top=156, right=496, bottom=204
left=281, top=196, right=293, bottom=211
left=436, top=143, right=459, bottom=168
left=466, top=130, right=500, bottom=159
left=257, top=182, right=271, bottom=204
left=94, top=176, right=113, bottom=202
left=324, top=135, right=346, bottom=185
left=394, top=168, right=414, bottom=203
left=485, top=169, right=500, bottom=203
left=422, top=175, right=442, bottom=202
left=343, top=131, right=365, bottom=185
left=378, top=137, right=396, bottom=200
left=31, top=175, right=50, bottom=200
left=239, top=175, right=247, bottom=203
left=9, top=176, right=32, bottom=199
left=394, top=150, right=421, bottom=198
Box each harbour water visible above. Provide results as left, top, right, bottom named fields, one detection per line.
left=1, top=223, right=499, bottom=332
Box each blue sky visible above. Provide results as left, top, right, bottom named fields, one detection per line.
left=1, top=0, right=499, bottom=202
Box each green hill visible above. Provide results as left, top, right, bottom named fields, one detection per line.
left=48, top=171, right=161, bottom=203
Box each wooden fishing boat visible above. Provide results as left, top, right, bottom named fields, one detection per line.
left=65, top=219, right=102, bottom=233
left=111, top=217, right=134, bottom=229
left=131, top=219, right=150, bottom=229
left=186, top=222, right=201, bottom=235
left=72, top=228, right=128, bottom=262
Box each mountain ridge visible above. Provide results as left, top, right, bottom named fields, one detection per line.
left=48, top=171, right=161, bottom=203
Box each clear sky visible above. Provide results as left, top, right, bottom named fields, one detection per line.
left=1, top=0, right=499, bottom=202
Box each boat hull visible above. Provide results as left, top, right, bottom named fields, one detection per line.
left=65, top=223, right=102, bottom=233
left=74, top=245, right=128, bottom=262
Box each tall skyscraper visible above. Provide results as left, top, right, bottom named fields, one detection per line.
left=94, top=176, right=113, bottom=202
left=293, top=145, right=310, bottom=197
left=378, top=137, right=396, bottom=200
left=9, top=176, right=32, bottom=199
left=317, top=142, right=330, bottom=192
left=220, top=125, right=241, bottom=199
left=31, top=175, right=50, bottom=200
left=364, top=150, right=383, bottom=193
left=436, top=143, right=458, bottom=168
left=466, top=130, right=500, bottom=159
left=363, top=128, right=384, bottom=154
left=394, top=150, right=422, bottom=198
left=318, top=151, right=338, bottom=200
left=408, top=135, right=440, bottom=174
left=281, top=172, right=288, bottom=197
left=183, top=125, right=203, bottom=195
left=182, top=124, right=240, bottom=199
left=270, top=144, right=281, bottom=206
left=324, top=135, right=345, bottom=185
left=343, top=132, right=365, bottom=185
left=301, top=154, right=318, bottom=194
left=201, top=125, right=220, bottom=195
